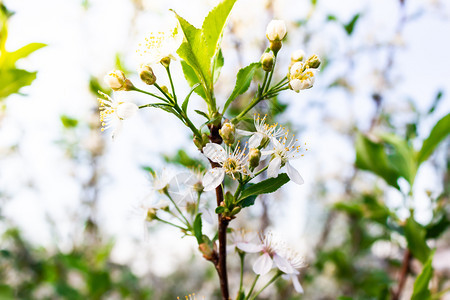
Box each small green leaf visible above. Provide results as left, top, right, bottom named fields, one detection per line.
left=411, top=251, right=434, bottom=300
left=404, top=216, right=431, bottom=264
left=224, top=191, right=234, bottom=207
left=2, top=42, right=46, bottom=68
left=355, top=133, right=401, bottom=190
left=426, top=212, right=450, bottom=239
left=193, top=214, right=203, bottom=244
left=182, top=83, right=201, bottom=113
left=417, top=113, right=450, bottom=165
left=213, top=48, right=224, bottom=84
left=223, top=62, right=261, bottom=113
left=60, top=115, right=79, bottom=128
left=195, top=110, right=209, bottom=120
left=238, top=173, right=290, bottom=202
left=181, top=60, right=206, bottom=100
left=215, top=206, right=226, bottom=214
left=344, top=14, right=360, bottom=35
left=428, top=90, right=443, bottom=114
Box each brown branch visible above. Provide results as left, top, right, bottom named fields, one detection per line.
left=207, top=123, right=230, bottom=300
left=392, top=249, right=412, bottom=300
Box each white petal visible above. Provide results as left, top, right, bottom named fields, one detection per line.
left=236, top=129, right=253, bottom=136
left=203, top=143, right=227, bottom=163
left=249, top=132, right=264, bottom=148
left=286, top=162, right=304, bottom=185
left=253, top=253, right=273, bottom=275
left=200, top=208, right=216, bottom=225
left=236, top=242, right=263, bottom=253
left=111, top=121, right=123, bottom=140
left=267, top=156, right=282, bottom=178
left=116, top=102, right=138, bottom=119
left=260, top=150, right=274, bottom=157
left=202, top=168, right=225, bottom=191
left=273, top=253, right=295, bottom=274
left=291, top=274, right=304, bottom=293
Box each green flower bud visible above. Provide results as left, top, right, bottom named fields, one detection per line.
left=199, top=241, right=215, bottom=260
left=230, top=206, right=241, bottom=216
left=249, top=148, right=261, bottom=169
left=146, top=208, right=158, bottom=222
left=139, top=65, right=156, bottom=85
left=160, top=85, right=169, bottom=94
left=306, top=54, right=321, bottom=69
left=219, top=122, right=235, bottom=145
left=160, top=56, right=172, bottom=68
left=104, top=70, right=134, bottom=91
left=261, top=52, right=275, bottom=72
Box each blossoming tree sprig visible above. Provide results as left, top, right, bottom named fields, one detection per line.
left=99, top=0, right=320, bottom=298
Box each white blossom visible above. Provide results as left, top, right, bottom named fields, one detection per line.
left=202, top=143, right=250, bottom=191
left=289, top=61, right=316, bottom=92
left=136, top=19, right=183, bottom=65
left=237, top=232, right=294, bottom=275
left=97, top=91, right=138, bottom=139
left=261, top=132, right=304, bottom=185
left=236, top=114, right=286, bottom=149
left=104, top=70, right=126, bottom=91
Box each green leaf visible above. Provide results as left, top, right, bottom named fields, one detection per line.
left=201, top=0, right=236, bottom=67
left=411, top=251, right=434, bottom=300
left=240, top=194, right=257, bottom=208
left=0, top=285, right=14, bottom=300
left=377, top=132, right=417, bottom=186
left=223, top=62, right=261, bottom=113
left=344, top=14, right=360, bottom=35
left=425, top=212, right=450, bottom=239
left=2, top=42, right=46, bottom=68
left=195, top=109, right=209, bottom=120
left=181, top=60, right=207, bottom=100
left=213, top=48, right=224, bottom=83
left=215, top=206, right=226, bottom=214
left=355, top=133, right=401, bottom=190
left=60, top=115, right=79, bottom=128
left=182, top=83, right=200, bottom=113
left=193, top=213, right=203, bottom=244
left=238, top=173, right=290, bottom=202
left=404, top=216, right=431, bottom=264
left=417, top=113, right=450, bottom=165
left=163, top=149, right=206, bottom=170
left=0, top=69, right=37, bottom=99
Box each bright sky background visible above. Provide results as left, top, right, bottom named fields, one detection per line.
left=1, top=0, right=449, bottom=276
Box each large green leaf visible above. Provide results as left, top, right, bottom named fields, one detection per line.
left=411, top=252, right=434, bottom=300
left=223, top=62, right=261, bottom=113
left=355, top=133, right=401, bottom=189
left=201, top=0, right=236, bottom=71
left=404, top=216, right=431, bottom=264
left=238, top=173, right=290, bottom=202
left=212, top=48, right=224, bottom=84
left=174, top=0, right=237, bottom=106
left=417, top=113, right=450, bottom=165
left=377, top=132, right=417, bottom=186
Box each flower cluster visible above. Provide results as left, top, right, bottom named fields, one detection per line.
left=288, top=52, right=321, bottom=93
left=202, top=114, right=305, bottom=191
left=235, top=231, right=306, bottom=293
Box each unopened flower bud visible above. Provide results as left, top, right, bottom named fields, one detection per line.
left=249, top=148, right=261, bottom=169
left=269, top=41, right=282, bottom=55
left=230, top=206, right=241, bottom=216
left=219, top=122, right=235, bottom=145
left=139, top=65, right=156, bottom=85
left=160, top=85, right=169, bottom=94
left=199, top=242, right=214, bottom=260
left=306, top=54, right=321, bottom=69
left=104, top=70, right=131, bottom=91
left=266, top=20, right=287, bottom=42
left=261, top=52, right=275, bottom=72
left=146, top=208, right=158, bottom=222
left=291, top=49, right=305, bottom=62
left=160, top=56, right=171, bottom=68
